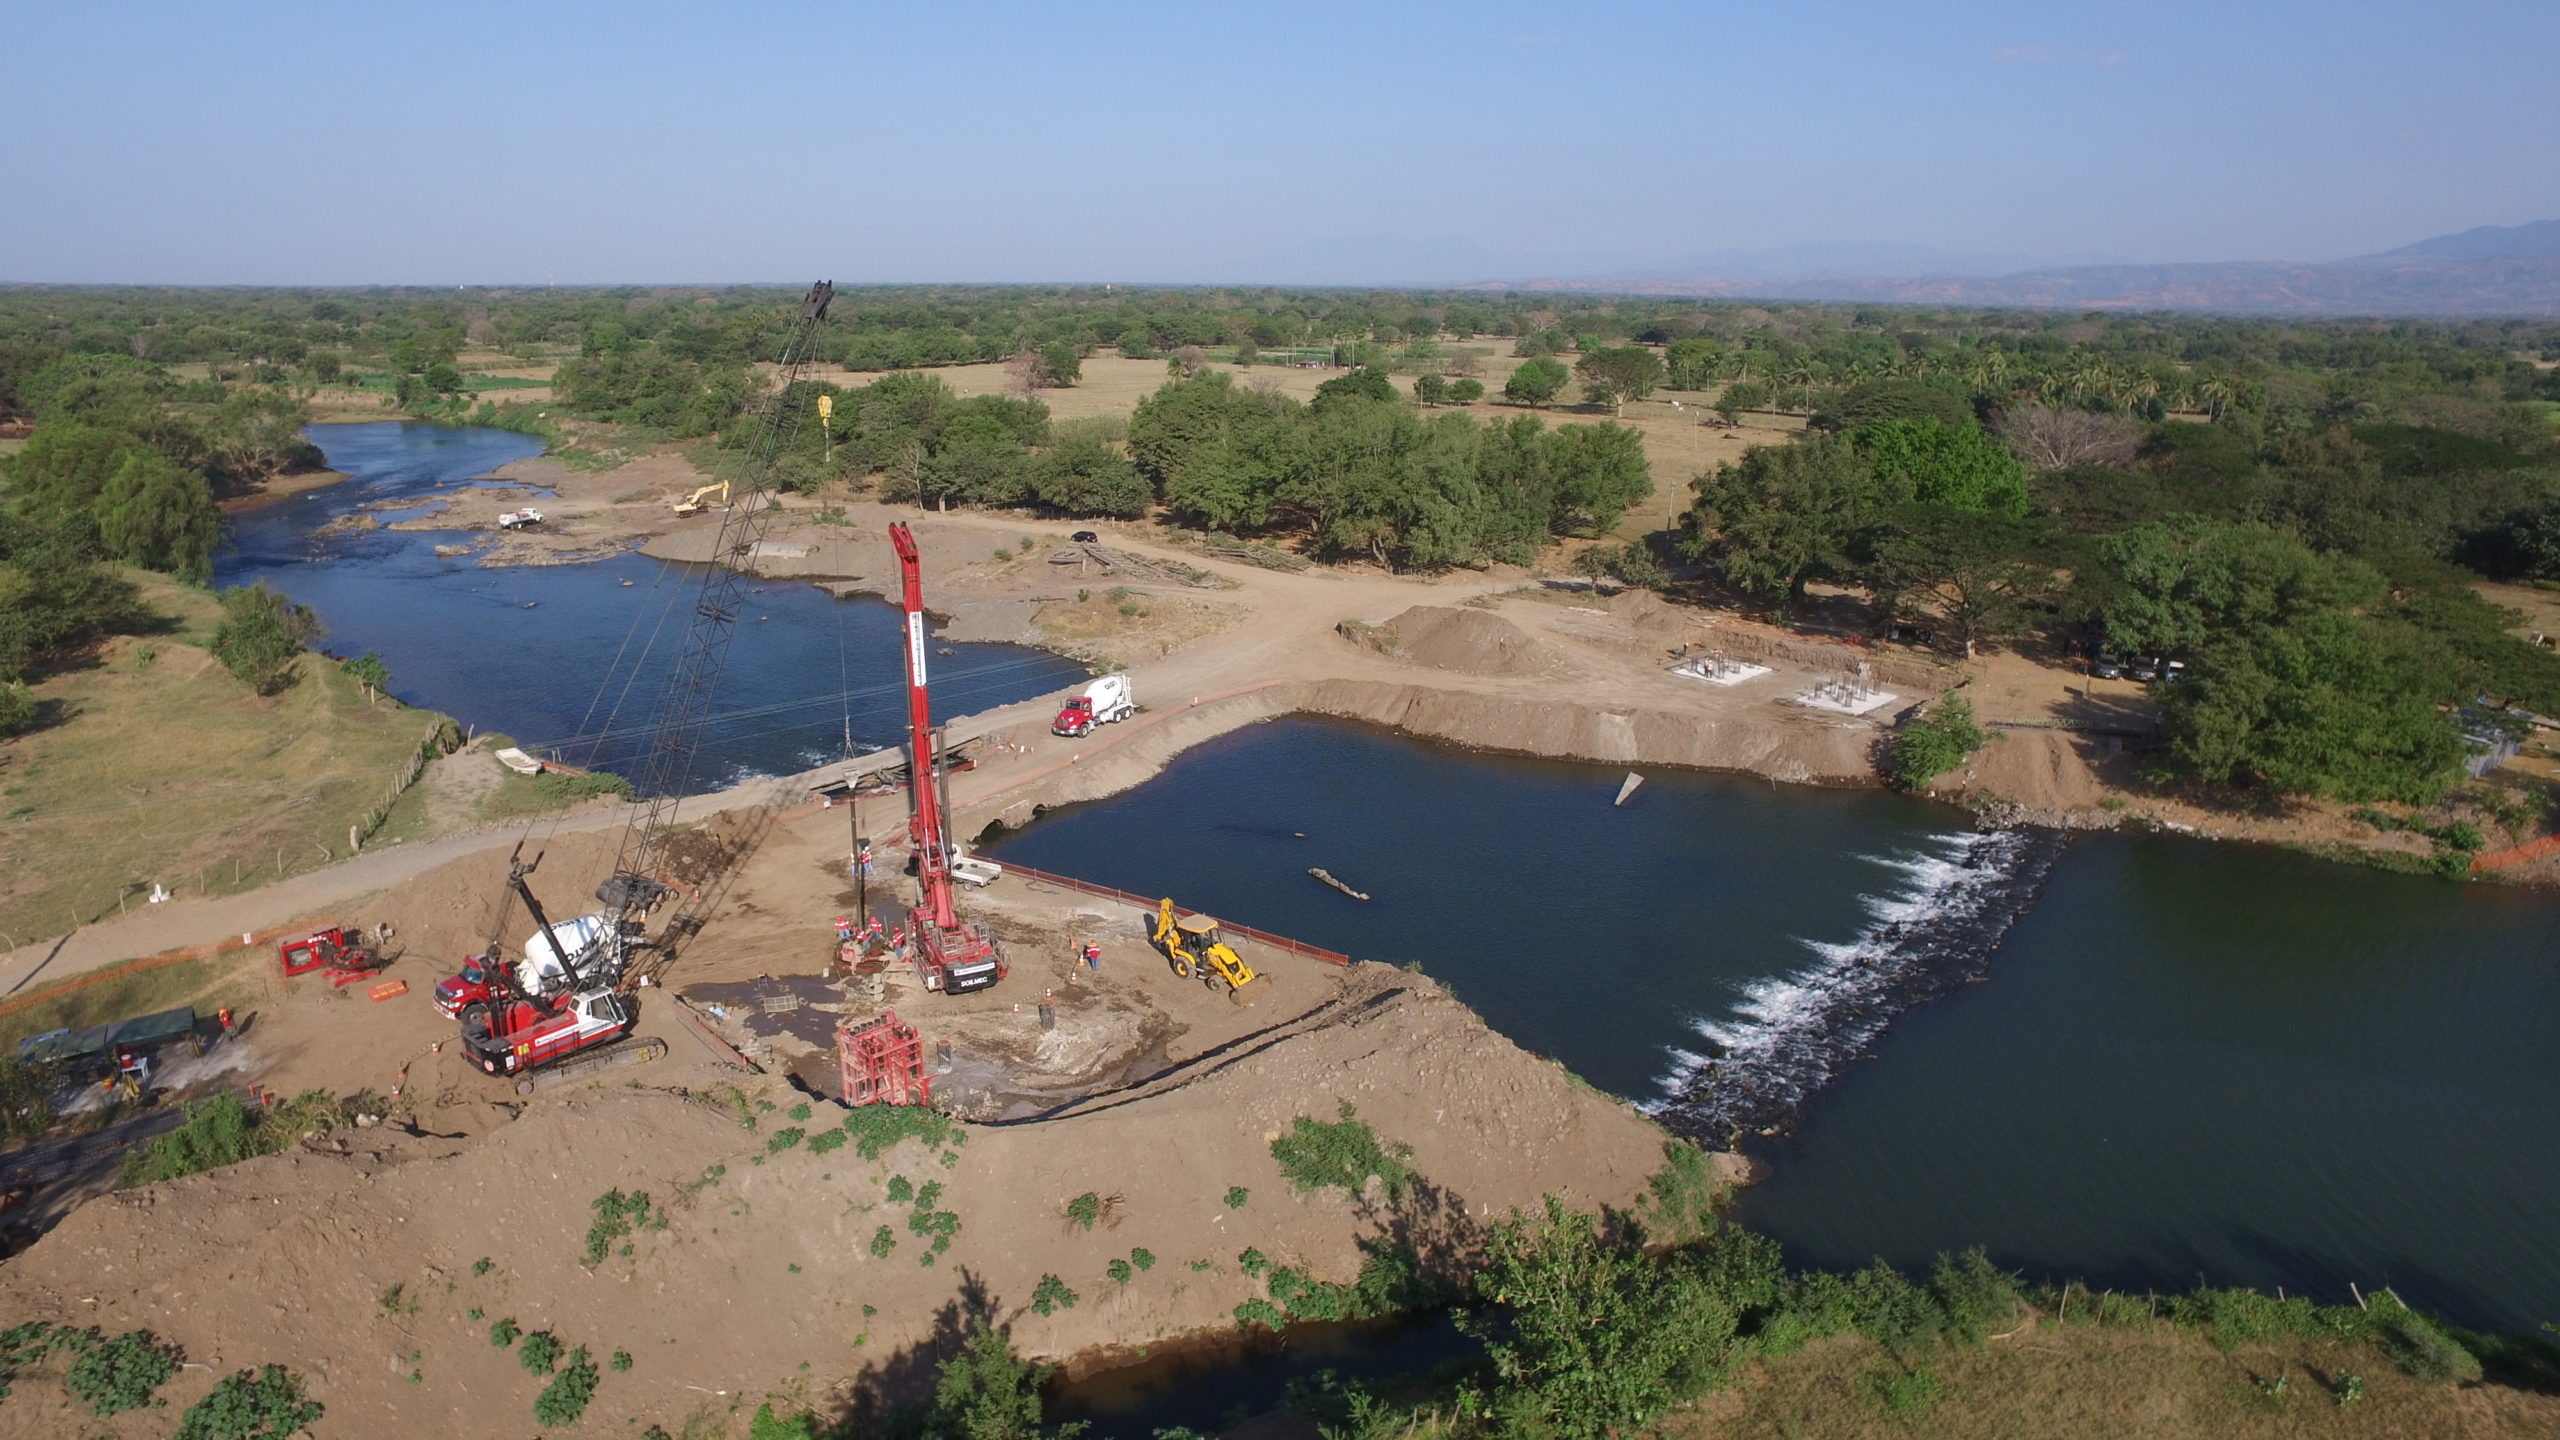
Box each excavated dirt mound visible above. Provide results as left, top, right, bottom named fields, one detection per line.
left=1382, top=606, right=1559, bottom=676
left=0, top=967, right=1680, bottom=1437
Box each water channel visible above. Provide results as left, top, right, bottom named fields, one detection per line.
left=217, top=423, right=1086, bottom=790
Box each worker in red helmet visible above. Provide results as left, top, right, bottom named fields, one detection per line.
left=1083, top=941, right=1101, bottom=973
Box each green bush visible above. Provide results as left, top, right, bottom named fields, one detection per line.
left=768, top=1126, right=806, bottom=1152
left=1029, top=1274, right=1079, bottom=1316
left=2374, top=1298, right=2484, bottom=1383
left=870, top=1225, right=897, bottom=1259
left=1064, top=1191, right=1100, bottom=1229
left=518, top=1329, right=561, bottom=1376
left=930, top=1320, right=1054, bottom=1440
left=488, top=1317, right=520, bottom=1347
left=62, top=1328, right=178, bottom=1415
left=888, top=1175, right=916, bottom=1205
left=121, top=1090, right=337, bottom=1187
left=173, top=1363, right=323, bottom=1440
left=533, top=1345, right=600, bottom=1426
left=584, top=1189, right=656, bottom=1265
left=1107, top=1258, right=1132, bottom=1285
left=1889, top=695, right=1989, bottom=789
left=841, top=1103, right=954, bottom=1158
left=1224, top=1185, right=1250, bottom=1209
left=806, top=1127, right=846, bottom=1155
left=1270, top=1102, right=1412, bottom=1200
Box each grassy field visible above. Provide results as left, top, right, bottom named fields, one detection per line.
left=0, top=572, right=452, bottom=946
left=1702, top=1323, right=2560, bottom=1439
left=0, top=948, right=266, bottom=1053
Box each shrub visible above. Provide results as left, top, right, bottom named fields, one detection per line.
left=2374, top=1298, right=2483, bottom=1383
left=611, top=1349, right=633, bottom=1373
left=1064, top=1191, right=1101, bottom=1229
left=121, top=1090, right=336, bottom=1187
left=841, top=1103, right=954, bottom=1159
left=806, top=1128, right=846, bottom=1155
left=173, top=1364, right=323, bottom=1440
left=584, top=1189, right=656, bottom=1265
left=489, top=1317, right=521, bottom=1347
left=208, top=582, right=321, bottom=694
left=1029, top=1274, right=1079, bottom=1316
left=1107, top=1258, right=1132, bottom=1285
left=768, top=1126, right=806, bottom=1152
left=1889, top=695, right=1989, bottom=789
left=930, top=1320, right=1052, bottom=1440
left=1224, top=1186, right=1251, bottom=1209
left=1130, top=1248, right=1156, bottom=1273
left=518, top=1329, right=561, bottom=1376
left=871, top=1225, right=897, bottom=1259
left=888, top=1175, right=916, bottom=1204
left=1270, top=1102, right=1412, bottom=1200
left=533, top=1346, right=600, bottom=1426
left=64, top=1328, right=179, bottom=1415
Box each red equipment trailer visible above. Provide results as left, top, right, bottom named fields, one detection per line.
left=277, top=927, right=383, bottom=987
left=889, top=522, right=1007, bottom=995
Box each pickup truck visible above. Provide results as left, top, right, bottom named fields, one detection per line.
left=496, top=508, right=544, bottom=530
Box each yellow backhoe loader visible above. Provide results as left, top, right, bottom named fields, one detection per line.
left=671, top=480, right=730, bottom=516
left=1153, top=898, right=1257, bottom=996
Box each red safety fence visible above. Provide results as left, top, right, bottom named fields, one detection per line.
left=2473, top=830, right=2560, bottom=874
left=988, top=861, right=1351, bottom=966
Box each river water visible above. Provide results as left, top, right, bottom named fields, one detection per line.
left=217, top=424, right=1084, bottom=790
left=985, top=719, right=2560, bottom=1337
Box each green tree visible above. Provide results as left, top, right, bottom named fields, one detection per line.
left=1412, top=373, right=1450, bottom=407
left=95, top=451, right=220, bottom=580
left=208, top=583, right=322, bottom=694
left=1313, top=367, right=1398, bottom=409
left=1459, top=1198, right=1741, bottom=1440
left=1682, top=435, right=1888, bottom=605
left=1028, top=342, right=1074, bottom=388
left=2160, top=611, right=2465, bottom=804
left=1165, top=443, right=1277, bottom=531
left=1574, top=347, right=1668, bottom=415
left=2097, top=515, right=2380, bottom=656
left=1888, top=695, right=1990, bottom=788
left=1664, top=337, right=1726, bottom=390
left=1865, top=505, right=2055, bottom=657
left=1029, top=424, right=1149, bottom=517
left=1544, top=422, right=1652, bottom=535
left=1447, top=377, right=1485, bottom=405
left=928, top=1320, right=1055, bottom=1440
left=1504, top=357, right=1570, bottom=408
left=1854, top=417, right=2029, bottom=516
left=1713, top=380, right=1771, bottom=425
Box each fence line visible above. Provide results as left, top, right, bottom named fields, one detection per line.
left=988, top=861, right=1351, bottom=966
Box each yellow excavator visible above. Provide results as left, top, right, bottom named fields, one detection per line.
left=671, top=479, right=729, bottom=516
left=1154, top=898, right=1258, bottom=995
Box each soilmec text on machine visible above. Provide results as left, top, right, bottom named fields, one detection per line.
left=1050, top=674, right=1135, bottom=738
left=891, top=521, right=1007, bottom=995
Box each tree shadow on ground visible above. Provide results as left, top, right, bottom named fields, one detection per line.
left=1361, top=1172, right=1484, bottom=1296
left=837, top=1266, right=994, bottom=1421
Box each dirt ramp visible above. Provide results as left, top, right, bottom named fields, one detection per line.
left=1383, top=606, right=1559, bottom=675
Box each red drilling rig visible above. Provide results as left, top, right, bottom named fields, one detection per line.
left=889, top=521, right=1007, bottom=995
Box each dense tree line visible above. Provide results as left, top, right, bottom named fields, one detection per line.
left=1682, top=355, right=2560, bottom=804
left=1127, top=371, right=1650, bottom=566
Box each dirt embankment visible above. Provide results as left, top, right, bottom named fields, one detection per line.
left=0, top=965, right=1683, bottom=1435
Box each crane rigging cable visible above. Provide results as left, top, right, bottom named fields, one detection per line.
left=583, top=279, right=839, bottom=964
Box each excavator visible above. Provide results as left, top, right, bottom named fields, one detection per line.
left=671, top=479, right=730, bottom=516
left=1152, top=899, right=1258, bottom=996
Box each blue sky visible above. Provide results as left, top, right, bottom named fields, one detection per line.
left=5, top=0, right=2554, bottom=284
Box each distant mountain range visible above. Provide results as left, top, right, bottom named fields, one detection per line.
left=1467, top=220, right=2560, bottom=317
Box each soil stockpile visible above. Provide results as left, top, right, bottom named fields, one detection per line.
left=1382, top=606, right=1559, bottom=676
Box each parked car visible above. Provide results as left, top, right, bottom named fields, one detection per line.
left=1071, top=530, right=1099, bottom=543
left=2158, top=660, right=2188, bottom=685
left=2128, top=655, right=2163, bottom=682
left=2091, top=647, right=2126, bottom=680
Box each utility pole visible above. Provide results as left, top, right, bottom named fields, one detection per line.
left=848, top=786, right=867, bottom=932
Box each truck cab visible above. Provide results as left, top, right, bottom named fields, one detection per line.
left=459, top=987, right=634, bottom=1076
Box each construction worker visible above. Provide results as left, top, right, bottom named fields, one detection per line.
left=216, top=1007, right=235, bottom=1042
left=1083, top=941, right=1102, bottom=973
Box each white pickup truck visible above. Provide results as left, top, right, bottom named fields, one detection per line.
left=496, top=508, right=544, bottom=530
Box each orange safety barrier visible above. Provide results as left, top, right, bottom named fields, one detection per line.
left=988, top=860, right=1351, bottom=966
left=0, top=917, right=326, bottom=1020
left=2472, top=830, right=2560, bottom=873
left=368, top=979, right=409, bottom=1002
